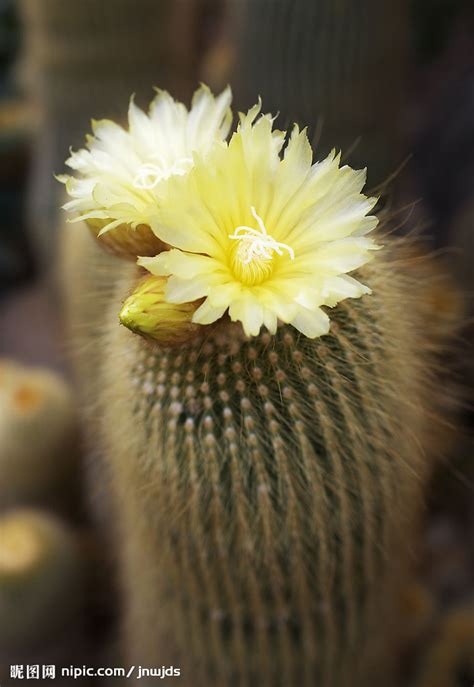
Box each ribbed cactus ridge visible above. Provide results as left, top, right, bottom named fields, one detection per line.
left=93, top=246, right=444, bottom=686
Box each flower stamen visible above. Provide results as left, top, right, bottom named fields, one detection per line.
left=133, top=156, right=193, bottom=189
left=228, top=206, right=295, bottom=265
left=133, top=163, right=164, bottom=189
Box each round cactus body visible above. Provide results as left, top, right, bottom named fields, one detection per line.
left=0, top=362, right=76, bottom=508
left=0, top=509, right=84, bottom=650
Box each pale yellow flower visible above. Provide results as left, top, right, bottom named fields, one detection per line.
left=58, top=84, right=232, bottom=236
left=138, top=102, right=381, bottom=338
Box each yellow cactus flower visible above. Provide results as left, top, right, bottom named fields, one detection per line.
left=57, top=84, right=232, bottom=257
left=138, top=102, right=381, bottom=338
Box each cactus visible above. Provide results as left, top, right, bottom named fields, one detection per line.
left=0, top=509, right=84, bottom=650
left=0, top=360, right=76, bottom=508
left=60, top=222, right=129, bottom=525
left=209, top=0, right=408, bottom=186
left=17, top=0, right=200, bottom=268
left=398, top=582, right=436, bottom=647
left=414, top=606, right=474, bottom=687
left=60, top=215, right=454, bottom=686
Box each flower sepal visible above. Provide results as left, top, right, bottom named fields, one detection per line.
left=86, top=218, right=165, bottom=260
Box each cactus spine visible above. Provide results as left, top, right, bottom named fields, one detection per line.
left=76, top=240, right=447, bottom=686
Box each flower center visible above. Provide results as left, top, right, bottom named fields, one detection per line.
left=228, top=207, right=294, bottom=286
left=133, top=155, right=193, bottom=189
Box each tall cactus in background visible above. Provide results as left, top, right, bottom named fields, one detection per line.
left=61, top=223, right=451, bottom=686
left=17, top=0, right=199, bottom=269
left=207, top=0, right=408, bottom=186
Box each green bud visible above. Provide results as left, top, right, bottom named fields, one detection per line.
left=119, top=275, right=203, bottom=345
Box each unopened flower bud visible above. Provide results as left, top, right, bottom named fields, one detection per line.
left=119, top=275, right=203, bottom=346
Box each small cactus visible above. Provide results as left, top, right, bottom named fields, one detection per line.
left=59, top=227, right=453, bottom=686
left=0, top=509, right=83, bottom=650
left=0, top=361, right=76, bottom=508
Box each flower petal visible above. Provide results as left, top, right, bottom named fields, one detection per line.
left=165, top=276, right=211, bottom=303
left=207, top=282, right=242, bottom=307
left=192, top=299, right=228, bottom=325
left=138, top=250, right=222, bottom=279
left=321, top=274, right=371, bottom=307
left=289, top=237, right=381, bottom=276
left=152, top=201, right=226, bottom=256
left=290, top=307, right=330, bottom=338
left=187, top=84, right=233, bottom=147
left=228, top=292, right=265, bottom=337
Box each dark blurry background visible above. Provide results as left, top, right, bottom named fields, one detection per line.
left=0, top=1, right=473, bottom=685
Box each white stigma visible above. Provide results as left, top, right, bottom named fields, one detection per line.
left=133, top=156, right=193, bottom=189
left=228, top=207, right=295, bottom=265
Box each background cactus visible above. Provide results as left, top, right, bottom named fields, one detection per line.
left=414, top=605, right=474, bottom=687
left=0, top=359, right=77, bottom=509
left=207, top=0, right=408, bottom=187
left=61, top=220, right=453, bottom=686
left=0, top=508, right=84, bottom=651
left=17, top=0, right=200, bottom=270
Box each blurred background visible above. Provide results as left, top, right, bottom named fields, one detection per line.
left=0, top=0, right=472, bottom=684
